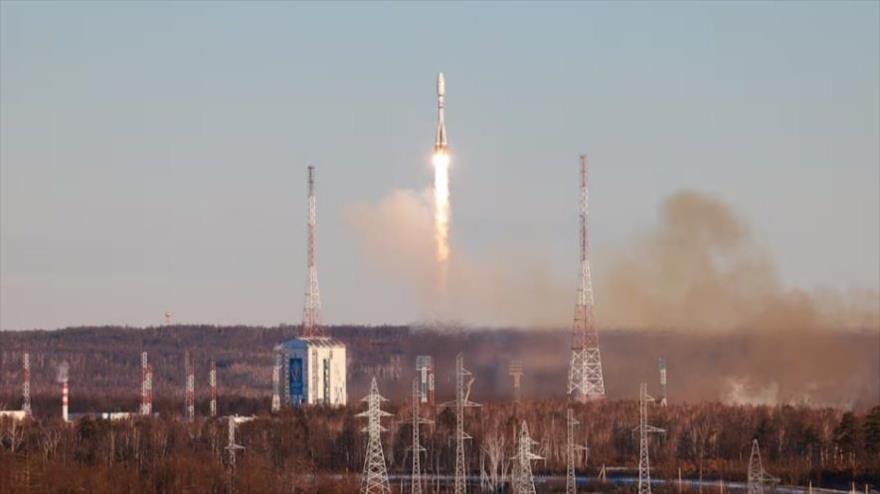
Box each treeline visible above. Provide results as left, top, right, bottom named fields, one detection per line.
left=1, top=400, right=878, bottom=493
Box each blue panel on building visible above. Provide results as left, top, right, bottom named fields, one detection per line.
left=289, top=357, right=304, bottom=401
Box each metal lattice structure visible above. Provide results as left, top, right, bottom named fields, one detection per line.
left=441, top=353, right=481, bottom=494
left=225, top=416, right=245, bottom=471
left=566, top=408, right=587, bottom=494
left=748, top=439, right=779, bottom=494
left=568, top=155, right=606, bottom=402
left=271, top=351, right=281, bottom=412
left=22, top=352, right=31, bottom=416
left=658, top=358, right=668, bottom=407
left=141, top=351, right=152, bottom=416
left=633, top=383, right=665, bottom=494
left=511, top=421, right=542, bottom=494
left=185, top=351, right=195, bottom=422
left=509, top=360, right=524, bottom=404
left=302, top=165, right=323, bottom=338
left=210, top=359, right=217, bottom=418
left=357, top=377, right=392, bottom=494
left=408, top=378, right=433, bottom=494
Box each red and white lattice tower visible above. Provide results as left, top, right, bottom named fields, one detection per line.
left=302, top=165, right=323, bottom=338
left=210, top=359, right=217, bottom=418
left=22, top=352, right=31, bottom=416
left=568, top=154, right=607, bottom=402
left=141, top=351, right=152, bottom=416
left=185, top=351, right=195, bottom=422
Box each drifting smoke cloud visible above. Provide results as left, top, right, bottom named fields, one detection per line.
left=597, top=190, right=880, bottom=332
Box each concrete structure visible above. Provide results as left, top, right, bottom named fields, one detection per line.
left=276, top=337, right=347, bottom=406
left=415, top=355, right=434, bottom=405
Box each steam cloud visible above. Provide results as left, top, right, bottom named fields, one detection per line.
left=56, top=361, right=69, bottom=383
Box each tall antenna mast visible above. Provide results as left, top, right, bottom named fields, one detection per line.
left=633, top=383, right=665, bottom=494
left=357, top=377, right=392, bottom=494
left=210, top=359, right=217, bottom=418
left=22, top=352, right=31, bottom=416
left=441, top=353, right=481, bottom=494
left=302, top=165, right=323, bottom=338
left=568, top=154, right=606, bottom=401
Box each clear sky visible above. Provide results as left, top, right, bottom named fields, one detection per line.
left=1, top=1, right=878, bottom=330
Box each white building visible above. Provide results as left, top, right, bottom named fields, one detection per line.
left=276, top=337, right=347, bottom=406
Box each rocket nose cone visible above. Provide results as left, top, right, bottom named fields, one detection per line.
left=437, top=72, right=445, bottom=96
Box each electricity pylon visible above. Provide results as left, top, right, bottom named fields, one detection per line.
left=511, top=420, right=543, bottom=494
left=748, top=439, right=779, bottom=494
left=633, top=383, right=665, bottom=494
left=441, top=353, right=481, bottom=494
left=357, top=377, right=392, bottom=494
left=566, top=408, right=587, bottom=494
left=407, top=378, right=433, bottom=494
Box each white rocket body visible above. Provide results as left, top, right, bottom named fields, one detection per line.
left=434, top=72, right=447, bottom=152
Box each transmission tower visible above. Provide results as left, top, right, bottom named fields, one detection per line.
left=141, top=351, right=152, bottom=416
left=566, top=408, right=587, bottom=494
left=441, top=353, right=481, bottom=494
left=407, top=378, right=433, bottom=494
left=748, top=439, right=779, bottom=494
left=511, top=420, right=542, bottom=494
left=302, top=165, right=323, bottom=338
left=22, top=352, right=31, bottom=416
left=271, top=351, right=281, bottom=412
left=633, top=383, right=665, bottom=494
left=357, top=377, right=392, bottom=494
left=509, top=360, right=524, bottom=404
left=185, top=351, right=195, bottom=422
left=568, top=154, right=606, bottom=402
left=210, top=359, right=217, bottom=418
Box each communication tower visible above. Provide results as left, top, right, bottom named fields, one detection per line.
left=302, top=165, right=323, bottom=338
left=633, top=383, right=665, bottom=494
left=568, top=155, right=606, bottom=401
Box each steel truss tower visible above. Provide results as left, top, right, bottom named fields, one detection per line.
left=748, top=439, right=779, bottom=494
left=633, top=383, right=665, bottom=494
left=357, top=377, right=392, bottom=494
left=408, top=378, right=433, bottom=494
left=22, top=352, right=31, bottom=416
left=210, top=359, right=217, bottom=418
left=566, top=408, right=587, bottom=494
left=141, top=351, right=152, bottom=416
left=185, top=351, right=195, bottom=422
left=302, top=165, right=323, bottom=338
left=271, top=351, right=281, bottom=412
left=441, top=353, right=481, bottom=494
left=511, top=421, right=542, bottom=494
left=568, top=154, right=606, bottom=401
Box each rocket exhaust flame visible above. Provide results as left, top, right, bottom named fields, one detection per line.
left=433, top=73, right=450, bottom=285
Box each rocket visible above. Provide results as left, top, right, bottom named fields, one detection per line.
left=434, top=72, right=447, bottom=153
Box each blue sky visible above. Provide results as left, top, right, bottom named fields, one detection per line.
left=1, top=1, right=878, bottom=329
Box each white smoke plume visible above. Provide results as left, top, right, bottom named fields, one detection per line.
left=56, top=361, right=69, bottom=383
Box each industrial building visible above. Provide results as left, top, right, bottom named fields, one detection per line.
left=276, top=337, right=347, bottom=406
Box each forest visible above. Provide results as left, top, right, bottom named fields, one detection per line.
left=1, top=325, right=878, bottom=492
